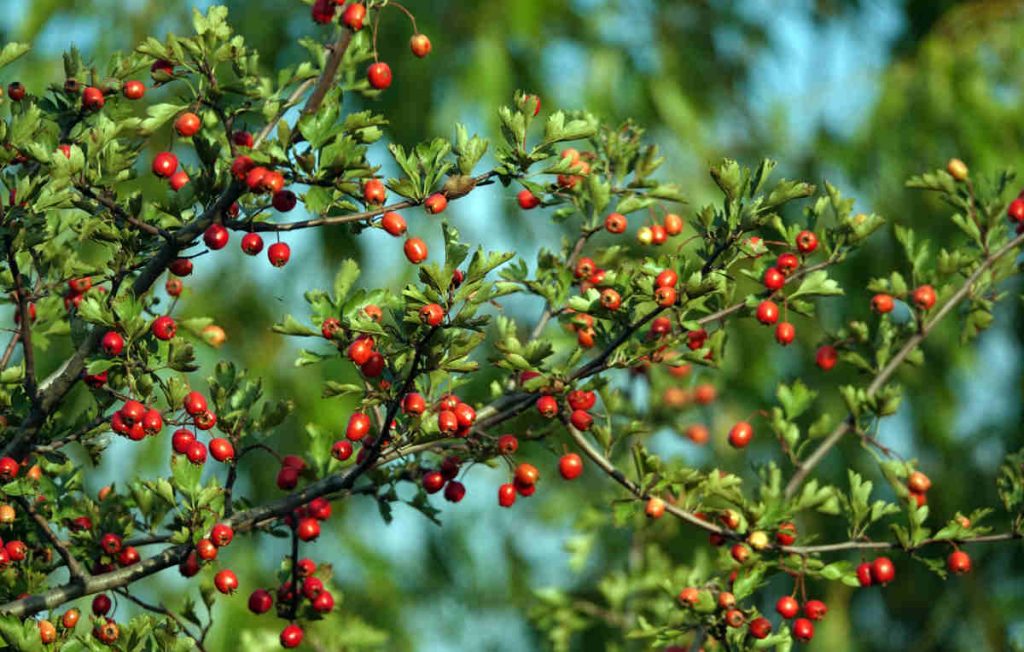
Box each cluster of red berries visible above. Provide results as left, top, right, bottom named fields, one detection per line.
left=169, top=391, right=225, bottom=464
left=855, top=556, right=896, bottom=587
left=363, top=180, right=435, bottom=264
left=872, top=283, right=936, bottom=315
left=178, top=523, right=236, bottom=584
left=93, top=533, right=140, bottom=573
left=0, top=525, right=28, bottom=568
left=109, top=400, right=163, bottom=442
left=36, top=605, right=113, bottom=646
left=906, top=470, right=931, bottom=508
left=63, top=276, right=107, bottom=312
left=248, top=558, right=335, bottom=649
left=774, top=595, right=827, bottom=642
left=310, top=1, right=430, bottom=96
left=344, top=330, right=387, bottom=378
left=422, top=455, right=466, bottom=502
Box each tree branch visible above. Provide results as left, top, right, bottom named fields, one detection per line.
left=16, top=496, right=87, bottom=580
left=784, top=231, right=1024, bottom=498
left=5, top=243, right=39, bottom=408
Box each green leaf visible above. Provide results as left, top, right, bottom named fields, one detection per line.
left=0, top=43, right=30, bottom=69
left=272, top=315, right=319, bottom=337
left=333, top=259, right=360, bottom=303
left=789, top=270, right=843, bottom=300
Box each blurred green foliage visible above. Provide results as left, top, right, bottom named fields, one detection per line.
left=3, top=1, right=1023, bottom=650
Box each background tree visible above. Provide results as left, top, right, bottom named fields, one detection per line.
left=0, top=1, right=1023, bottom=650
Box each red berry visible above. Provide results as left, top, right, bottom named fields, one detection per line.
left=231, top=155, right=254, bottom=180
left=654, top=286, right=676, bottom=307
left=567, top=390, right=596, bottom=411
left=151, top=315, right=176, bottom=340
left=82, top=86, right=105, bottom=110
left=367, top=62, right=393, bottom=90
left=267, top=242, right=291, bottom=267
left=91, top=594, right=112, bottom=616
left=604, top=211, right=626, bottom=233
left=558, top=453, right=583, bottom=480
left=296, top=518, right=320, bottom=541
left=1008, top=198, right=1024, bottom=222
left=815, top=345, right=838, bottom=371
left=444, top=480, right=466, bottom=503
left=101, top=331, right=124, bottom=356
left=4, top=540, right=26, bottom=562
left=280, top=624, right=303, bottom=649
left=271, top=189, right=297, bottom=212
left=422, top=471, right=445, bottom=494
left=536, top=395, right=559, bottom=418
left=123, top=80, right=145, bottom=99
left=248, top=589, right=273, bottom=614
left=346, top=413, right=371, bottom=441
left=241, top=232, right=264, bottom=255
left=172, top=429, right=195, bottom=455
left=169, top=258, right=193, bottom=276
left=792, top=617, right=814, bottom=642
left=332, top=440, right=353, bottom=461
left=151, top=59, right=175, bottom=81
left=347, top=336, right=375, bottom=365
left=947, top=550, right=971, bottom=575
left=402, top=392, right=426, bottom=415
left=424, top=193, right=447, bottom=214
left=763, top=266, right=785, bottom=291
left=655, top=269, right=678, bottom=289
left=856, top=562, right=873, bottom=587
left=776, top=522, right=797, bottom=545
left=7, top=82, right=25, bottom=101
left=728, top=421, right=753, bottom=449
left=803, top=599, right=827, bottom=621
left=341, top=3, right=366, bottom=30
left=100, top=533, right=122, bottom=555
left=569, top=409, right=592, bottom=431
left=381, top=211, right=407, bottom=236
left=748, top=617, right=772, bottom=639
left=410, top=34, right=432, bottom=58
left=498, top=483, right=516, bottom=507
left=871, top=556, right=895, bottom=585
left=185, top=440, right=207, bottom=465
left=599, top=288, right=621, bottom=311
left=210, top=523, right=233, bottom=548
left=755, top=300, right=779, bottom=325
left=214, top=569, right=238, bottom=594
left=777, top=252, right=800, bottom=275
left=796, top=230, right=818, bottom=254
left=183, top=391, right=207, bottom=416
left=312, top=590, right=334, bottom=613
left=776, top=595, right=799, bottom=619
left=437, top=409, right=458, bottom=434
left=497, top=434, right=518, bottom=455
left=515, top=463, right=540, bottom=487
left=775, top=321, right=795, bottom=346
left=174, top=112, right=201, bottom=137
left=518, top=189, right=541, bottom=210
left=912, top=284, right=936, bottom=311
left=209, top=438, right=234, bottom=462
left=419, top=303, right=445, bottom=326
left=203, top=224, right=229, bottom=250
left=169, top=170, right=190, bottom=191
left=404, top=237, right=428, bottom=264
left=152, top=152, right=178, bottom=178
left=871, top=293, right=894, bottom=314
left=664, top=212, right=683, bottom=235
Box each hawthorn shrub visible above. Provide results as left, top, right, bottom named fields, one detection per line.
left=0, top=2, right=1022, bottom=651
